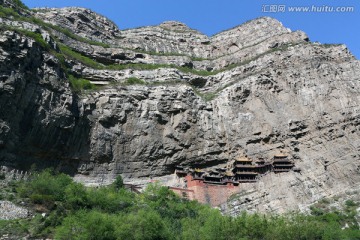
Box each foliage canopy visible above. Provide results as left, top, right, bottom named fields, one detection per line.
left=0, top=170, right=358, bottom=239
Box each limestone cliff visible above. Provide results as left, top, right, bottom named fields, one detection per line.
left=0, top=0, right=359, bottom=213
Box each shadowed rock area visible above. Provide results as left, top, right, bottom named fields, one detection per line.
left=0, top=0, right=359, bottom=213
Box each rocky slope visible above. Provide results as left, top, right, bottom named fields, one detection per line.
left=0, top=0, right=359, bottom=213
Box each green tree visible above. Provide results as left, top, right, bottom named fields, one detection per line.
left=55, top=210, right=116, bottom=240
left=64, top=182, right=89, bottom=210
left=87, top=187, right=134, bottom=213
left=181, top=217, right=204, bottom=240
left=17, top=169, right=72, bottom=204
left=115, top=209, right=169, bottom=240
left=112, top=175, right=124, bottom=190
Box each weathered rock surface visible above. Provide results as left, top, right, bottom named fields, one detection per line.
left=0, top=0, right=359, bottom=214
left=34, top=7, right=120, bottom=42
left=0, top=30, right=90, bottom=172
left=0, top=201, right=29, bottom=220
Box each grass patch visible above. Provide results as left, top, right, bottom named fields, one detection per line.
left=124, top=77, right=146, bottom=85
left=191, top=87, right=218, bottom=101
left=116, top=79, right=187, bottom=88
left=46, top=23, right=110, bottom=48
left=126, top=48, right=187, bottom=57
left=0, top=25, right=49, bottom=50
left=57, top=42, right=285, bottom=101
left=201, top=41, right=211, bottom=45
left=109, top=63, right=171, bottom=71
left=58, top=44, right=102, bottom=68
left=160, top=27, right=187, bottom=33
left=190, top=56, right=208, bottom=61
left=0, top=5, right=21, bottom=18
left=12, top=0, right=29, bottom=10
left=321, top=43, right=342, bottom=48
left=119, top=46, right=211, bottom=61
left=5, top=11, right=292, bottom=79
left=68, top=75, right=96, bottom=93
left=0, top=219, right=29, bottom=237
left=26, top=17, right=110, bottom=48
left=57, top=44, right=216, bottom=76
left=345, top=200, right=358, bottom=207
left=0, top=1, right=29, bottom=17
left=319, top=198, right=331, bottom=205
left=176, top=66, right=215, bottom=76
left=202, top=92, right=218, bottom=101
left=16, top=29, right=49, bottom=49
left=148, top=80, right=184, bottom=86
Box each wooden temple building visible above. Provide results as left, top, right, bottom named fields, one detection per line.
left=255, top=158, right=273, bottom=174
left=175, top=153, right=297, bottom=186
left=233, top=157, right=258, bottom=182
left=174, top=166, right=187, bottom=177
left=171, top=153, right=299, bottom=206
left=203, top=170, right=226, bottom=184
left=272, top=154, right=294, bottom=173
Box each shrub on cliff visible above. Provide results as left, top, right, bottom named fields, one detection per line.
left=68, top=75, right=96, bottom=92
left=17, top=169, right=72, bottom=204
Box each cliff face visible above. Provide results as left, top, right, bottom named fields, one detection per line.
left=0, top=1, right=359, bottom=213
left=0, top=29, right=91, bottom=172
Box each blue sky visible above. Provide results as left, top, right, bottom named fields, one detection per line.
left=23, top=0, right=359, bottom=59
